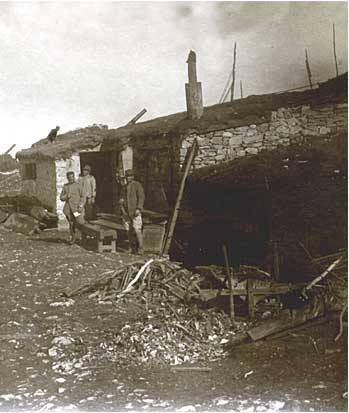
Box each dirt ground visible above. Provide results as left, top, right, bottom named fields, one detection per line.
left=0, top=228, right=347, bottom=412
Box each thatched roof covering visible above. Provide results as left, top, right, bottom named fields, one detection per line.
left=16, top=126, right=109, bottom=161
left=17, top=72, right=347, bottom=159
left=102, top=72, right=347, bottom=150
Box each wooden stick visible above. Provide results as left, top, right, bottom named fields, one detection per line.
left=240, top=80, right=243, bottom=99
left=223, top=244, right=235, bottom=325
left=117, top=259, right=154, bottom=298
left=171, top=367, right=212, bottom=372
left=304, top=256, right=343, bottom=292
left=219, top=72, right=233, bottom=104
left=4, top=144, right=16, bottom=155
left=161, top=139, right=198, bottom=256
left=305, top=49, right=313, bottom=90
left=230, top=42, right=237, bottom=102
left=334, top=304, right=347, bottom=342
left=333, top=23, right=339, bottom=77
left=273, top=241, right=280, bottom=281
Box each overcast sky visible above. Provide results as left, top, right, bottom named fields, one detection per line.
left=0, top=1, right=347, bottom=154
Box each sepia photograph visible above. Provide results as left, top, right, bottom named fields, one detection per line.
left=0, top=1, right=347, bottom=411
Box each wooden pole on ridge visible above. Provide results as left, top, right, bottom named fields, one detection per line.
left=240, top=80, right=243, bottom=99
left=230, top=42, right=237, bottom=102
left=333, top=23, right=339, bottom=77
left=305, top=49, right=313, bottom=90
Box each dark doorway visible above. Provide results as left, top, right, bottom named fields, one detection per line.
left=79, top=151, right=117, bottom=213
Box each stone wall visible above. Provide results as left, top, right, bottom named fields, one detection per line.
left=180, top=103, right=348, bottom=169
left=20, top=159, right=57, bottom=210
left=55, top=154, right=81, bottom=230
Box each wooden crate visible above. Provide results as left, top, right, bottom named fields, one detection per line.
left=143, top=223, right=167, bottom=254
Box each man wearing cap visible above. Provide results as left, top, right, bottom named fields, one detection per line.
left=78, top=164, right=97, bottom=221
left=60, top=171, right=86, bottom=244
left=119, top=169, right=145, bottom=254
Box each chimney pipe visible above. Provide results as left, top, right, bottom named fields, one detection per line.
left=185, top=50, right=203, bottom=120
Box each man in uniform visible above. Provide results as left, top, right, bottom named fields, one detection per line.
left=119, top=169, right=145, bottom=254
left=60, top=171, right=86, bottom=244
left=78, top=164, right=96, bottom=221
left=47, top=126, right=60, bottom=143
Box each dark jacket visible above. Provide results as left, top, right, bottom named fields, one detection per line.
left=125, top=180, right=145, bottom=217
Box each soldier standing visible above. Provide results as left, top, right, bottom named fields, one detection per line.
left=78, top=164, right=96, bottom=221
left=60, top=171, right=86, bottom=244
left=119, top=169, right=145, bottom=254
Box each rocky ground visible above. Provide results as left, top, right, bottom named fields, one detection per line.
left=0, top=228, right=347, bottom=412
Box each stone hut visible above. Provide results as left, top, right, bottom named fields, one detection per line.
left=16, top=72, right=347, bottom=231
left=16, top=125, right=109, bottom=229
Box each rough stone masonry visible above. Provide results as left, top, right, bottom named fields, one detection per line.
left=180, top=103, right=348, bottom=169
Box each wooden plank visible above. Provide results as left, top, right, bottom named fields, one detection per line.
left=200, top=284, right=304, bottom=296
left=223, top=245, right=235, bottom=325
left=92, top=219, right=124, bottom=232
left=247, top=299, right=326, bottom=341
left=247, top=278, right=255, bottom=319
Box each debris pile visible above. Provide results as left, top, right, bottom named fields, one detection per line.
left=0, top=196, right=58, bottom=234
left=64, top=259, right=249, bottom=365
left=93, top=306, right=241, bottom=366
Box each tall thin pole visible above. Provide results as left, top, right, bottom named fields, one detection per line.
left=333, top=23, right=339, bottom=77
left=161, top=139, right=198, bottom=256
left=305, top=49, right=313, bottom=90
left=240, top=80, right=243, bottom=99
left=230, top=42, right=237, bottom=102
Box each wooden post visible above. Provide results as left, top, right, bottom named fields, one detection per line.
left=161, top=139, right=198, bottom=256
left=230, top=42, right=237, bottom=102
left=185, top=50, right=203, bottom=119
left=305, top=49, right=313, bottom=90
left=273, top=241, right=280, bottom=281
left=223, top=244, right=235, bottom=325
left=240, top=80, right=243, bottom=99
left=333, top=23, right=339, bottom=77
left=247, top=278, right=255, bottom=320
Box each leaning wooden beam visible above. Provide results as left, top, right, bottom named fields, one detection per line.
left=223, top=245, right=235, bottom=325
left=126, top=108, right=147, bottom=125
left=4, top=144, right=16, bottom=155
left=247, top=299, right=326, bottom=341
left=161, top=139, right=198, bottom=256
left=303, top=256, right=343, bottom=292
